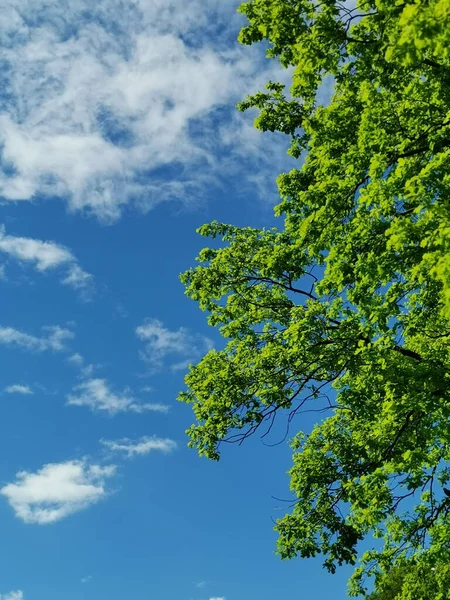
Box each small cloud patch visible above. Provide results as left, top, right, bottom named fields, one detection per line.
left=101, top=436, right=177, bottom=458
left=136, top=318, right=213, bottom=372
left=4, top=384, right=33, bottom=395
left=0, top=460, right=116, bottom=524
left=0, top=226, right=93, bottom=296
left=67, top=378, right=169, bottom=415
left=0, top=324, right=74, bottom=353
left=0, top=592, right=24, bottom=600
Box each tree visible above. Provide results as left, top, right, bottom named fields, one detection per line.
left=366, top=558, right=450, bottom=600
left=177, top=0, right=450, bottom=594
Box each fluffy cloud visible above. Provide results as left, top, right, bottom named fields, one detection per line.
left=67, top=378, right=169, bottom=415
left=0, top=593, right=24, bottom=600
left=101, top=436, right=177, bottom=458
left=0, top=0, right=288, bottom=222
left=0, top=226, right=93, bottom=293
left=0, top=325, right=73, bottom=352
left=4, top=384, right=33, bottom=395
left=0, top=460, right=116, bottom=524
left=136, top=318, right=213, bottom=371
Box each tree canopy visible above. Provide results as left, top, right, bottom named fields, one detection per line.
left=367, top=557, right=450, bottom=600
left=178, top=0, right=450, bottom=595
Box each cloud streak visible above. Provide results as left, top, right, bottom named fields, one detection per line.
left=0, top=460, right=116, bottom=524
left=67, top=378, right=169, bottom=415
left=4, top=384, right=33, bottom=395
left=101, top=436, right=177, bottom=458
left=0, top=226, right=93, bottom=294
left=0, top=324, right=73, bottom=352
left=136, top=318, right=213, bottom=372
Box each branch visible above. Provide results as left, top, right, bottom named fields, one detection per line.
left=393, top=345, right=423, bottom=362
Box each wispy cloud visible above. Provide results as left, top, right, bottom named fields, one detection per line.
left=136, top=318, right=213, bottom=372
left=209, top=597, right=225, bottom=600
left=62, top=264, right=93, bottom=294
left=0, top=226, right=72, bottom=270
left=81, top=576, right=92, bottom=584
left=0, top=324, right=73, bottom=352
left=68, top=353, right=84, bottom=367
left=0, top=226, right=93, bottom=295
left=67, top=353, right=96, bottom=378
left=101, top=436, right=177, bottom=458
left=67, top=378, right=169, bottom=415
left=0, top=0, right=288, bottom=222
left=4, top=384, right=33, bottom=395
left=0, top=592, right=24, bottom=600
left=0, top=460, right=116, bottom=524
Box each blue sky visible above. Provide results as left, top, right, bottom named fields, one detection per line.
left=0, top=1, right=353, bottom=599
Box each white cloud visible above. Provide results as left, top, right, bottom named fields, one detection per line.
left=0, top=226, right=72, bottom=270
left=0, top=0, right=287, bottom=222
left=67, top=352, right=95, bottom=378
left=209, top=597, right=225, bottom=600
left=62, top=264, right=93, bottom=292
left=4, top=384, right=33, bottom=395
left=68, top=353, right=84, bottom=366
left=0, top=592, right=24, bottom=600
left=136, top=318, right=213, bottom=371
left=0, top=324, right=73, bottom=352
left=81, top=575, right=92, bottom=584
left=67, top=378, right=169, bottom=415
left=101, top=436, right=177, bottom=458
left=0, top=460, right=116, bottom=524
left=0, top=226, right=93, bottom=293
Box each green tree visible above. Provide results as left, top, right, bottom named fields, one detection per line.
left=366, top=558, right=450, bottom=600
left=178, top=0, right=450, bottom=594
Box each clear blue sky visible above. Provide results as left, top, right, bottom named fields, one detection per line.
left=0, top=2, right=354, bottom=599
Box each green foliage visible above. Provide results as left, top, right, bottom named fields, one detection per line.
left=178, top=0, right=450, bottom=594
left=366, top=557, right=450, bottom=600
